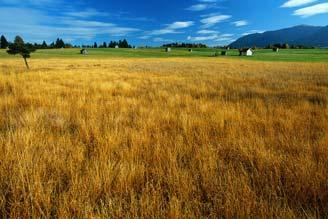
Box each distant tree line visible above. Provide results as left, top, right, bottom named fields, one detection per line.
left=1, top=34, right=319, bottom=50
left=34, top=38, right=74, bottom=49
left=162, top=42, right=207, bottom=48
left=86, top=39, right=132, bottom=48
left=229, top=43, right=319, bottom=50
left=265, top=43, right=316, bottom=49
left=1, top=35, right=133, bottom=49
left=1, top=35, right=73, bottom=49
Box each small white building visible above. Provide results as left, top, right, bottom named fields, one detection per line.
left=239, top=48, right=253, bottom=56
left=165, top=47, right=171, bottom=52
left=115, top=45, right=119, bottom=49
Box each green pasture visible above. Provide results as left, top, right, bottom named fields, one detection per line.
left=0, top=48, right=327, bottom=62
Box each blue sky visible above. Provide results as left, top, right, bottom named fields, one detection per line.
left=0, top=0, right=327, bottom=46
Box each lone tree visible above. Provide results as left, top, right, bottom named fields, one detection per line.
left=7, top=36, right=36, bottom=69
left=0, top=35, right=9, bottom=49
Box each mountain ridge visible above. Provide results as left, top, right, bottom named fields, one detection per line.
left=229, top=25, right=328, bottom=48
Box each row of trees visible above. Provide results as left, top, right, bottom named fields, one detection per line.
left=1, top=35, right=72, bottom=49
left=265, top=43, right=290, bottom=49
left=88, top=39, right=132, bottom=48
left=162, top=42, right=207, bottom=48
left=34, top=38, right=74, bottom=49
left=1, top=35, right=132, bottom=49
left=264, top=43, right=316, bottom=49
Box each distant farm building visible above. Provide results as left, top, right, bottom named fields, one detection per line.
left=80, top=49, right=88, bottom=55
left=273, top=47, right=279, bottom=52
left=166, top=47, right=171, bottom=52
left=189, top=48, right=193, bottom=52
left=221, top=51, right=228, bottom=56
left=115, top=45, right=119, bottom=49
left=239, top=48, right=253, bottom=56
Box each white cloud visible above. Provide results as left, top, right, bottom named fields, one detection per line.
left=186, top=0, right=219, bottom=11
left=220, top=33, right=234, bottom=37
left=188, top=34, right=219, bottom=41
left=232, top=20, right=248, bottom=27
left=187, top=33, right=234, bottom=42
left=197, top=30, right=219, bottom=34
left=242, top=30, right=265, bottom=36
left=65, top=9, right=110, bottom=18
left=281, top=0, right=317, bottom=8
left=201, top=15, right=231, bottom=28
left=293, top=3, right=328, bottom=17
left=150, top=29, right=181, bottom=35
left=187, top=4, right=215, bottom=11
left=60, top=19, right=115, bottom=28
left=153, top=37, right=173, bottom=42
left=139, top=35, right=151, bottom=40
left=0, top=6, right=139, bottom=42
left=150, top=21, right=194, bottom=35
left=214, top=37, right=234, bottom=42
left=0, top=0, right=59, bottom=6
left=167, top=21, right=194, bottom=29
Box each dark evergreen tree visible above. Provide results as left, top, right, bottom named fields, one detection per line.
left=122, top=39, right=129, bottom=48
left=0, top=35, right=9, bottom=49
left=107, top=40, right=131, bottom=48
left=41, top=41, right=48, bottom=49
left=93, top=42, right=98, bottom=48
left=118, top=40, right=123, bottom=48
left=59, top=39, right=65, bottom=48
left=55, top=38, right=65, bottom=48
left=103, top=42, right=107, bottom=48
left=55, top=38, right=60, bottom=48
left=7, top=36, right=36, bottom=69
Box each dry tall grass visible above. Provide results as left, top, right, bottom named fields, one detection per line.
left=0, top=58, right=327, bottom=218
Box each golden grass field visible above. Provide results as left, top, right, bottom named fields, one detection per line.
left=0, top=58, right=327, bottom=218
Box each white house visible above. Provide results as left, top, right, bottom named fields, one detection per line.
left=239, top=48, right=253, bottom=56
left=115, top=45, right=119, bottom=49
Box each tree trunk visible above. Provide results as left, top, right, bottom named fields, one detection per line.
left=24, top=57, right=29, bottom=69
